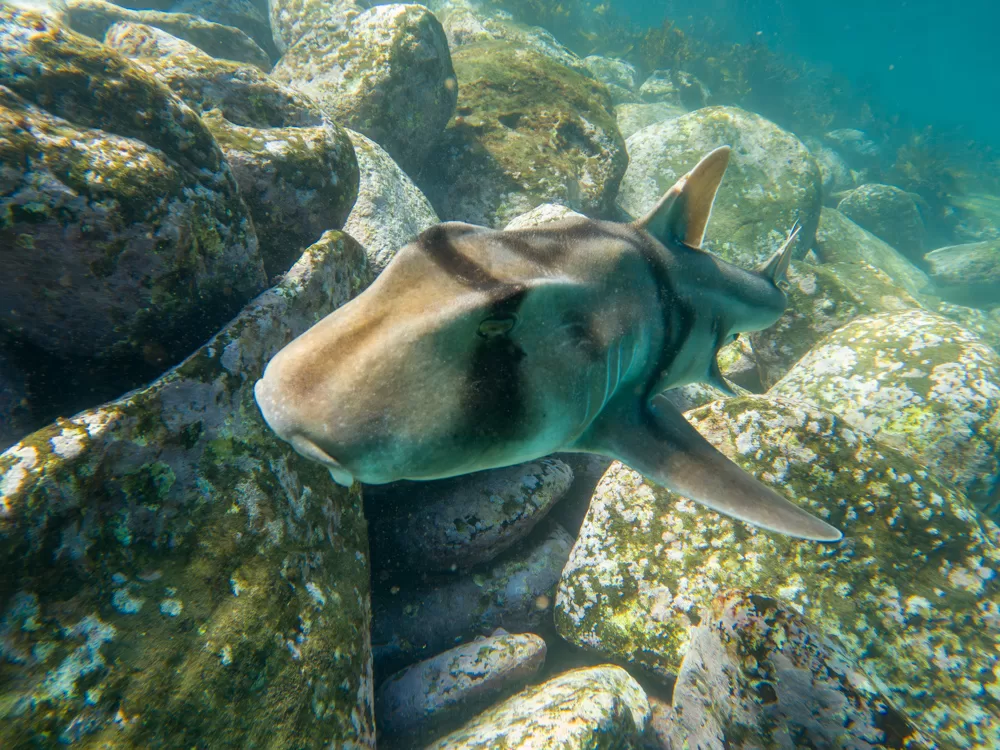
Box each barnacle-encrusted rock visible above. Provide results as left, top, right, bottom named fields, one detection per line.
left=750, top=258, right=923, bottom=388
left=0, top=231, right=376, bottom=747
left=267, top=0, right=362, bottom=55
left=372, top=520, right=572, bottom=680
left=271, top=3, right=456, bottom=175
left=0, top=9, right=265, bottom=380
left=554, top=394, right=1000, bottom=747
left=618, top=106, right=822, bottom=267
left=202, top=111, right=358, bottom=279
left=425, top=665, right=649, bottom=749
left=924, top=240, right=1000, bottom=308
left=376, top=630, right=546, bottom=746
left=837, top=183, right=927, bottom=262
left=422, top=40, right=627, bottom=228
left=171, top=0, right=276, bottom=57
left=343, top=129, right=439, bottom=272
left=368, top=458, right=573, bottom=573
left=66, top=0, right=271, bottom=68
left=663, top=591, right=928, bottom=749
left=104, top=21, right=323, bottom=128
left=770, top=309, right=1000, bottom=512
left=814, top=207, right=931, bottom=300
left=615, top=101, right=686, bottom=140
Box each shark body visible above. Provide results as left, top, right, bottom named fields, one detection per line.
left=254, top=147, right=842, bottom=542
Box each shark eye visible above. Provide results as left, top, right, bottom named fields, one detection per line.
left=478, top=314, right=517, bottom=338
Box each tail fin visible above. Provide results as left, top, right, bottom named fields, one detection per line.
left=756, top=220, right=800, bottom=285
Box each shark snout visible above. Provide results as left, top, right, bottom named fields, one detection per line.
left=253, top=377, right=355, bottom=487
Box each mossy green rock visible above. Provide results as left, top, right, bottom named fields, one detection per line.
left=837, top=184, right=927, bottom=262
left=425, top=665, right=650, bottom=750
left=0, top=231, right=376, bottom=748
left=104, top=21, right=323, bottom=128
left=267, top=0, right=362, bottom=54
left=0, top=8, right=266, bottom=373
left=171, top=0, right=276, bottom=58
left=272, top=3, right=456, bottom=175
left=555, top=394, right=1000, bottom=747
left=750, top=258, right=923, bottom=388
left=924, top=240, right=1000, bottom=308
left=66, top=0, right=271, bottom=68
left=662, top=591, right=928, bottom=749
left=770, top=309, right=1000, bottom=513
left=618, top=106, right=822, bottom=268
left=423, top=40, right=627, bottom=228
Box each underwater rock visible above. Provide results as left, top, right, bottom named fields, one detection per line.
left=271, top=3, right=456, bottom=175
left=426, top=665, right=649, bottom=750
left=343, top=128, right=440, bottom=273
left=661, top=591, right=928, bottom=749
left=503, top=202, right=587, bottom=230
left=814, top=207, right=931, bottom=301
left=0, top=349, right=30, bottom=452
left=171, top=0, right=276, bottom=57
left=618, top=106, right=822, bottom=268
left=837, top=183, right=927, bottom=262
left=615, top=101, right=686, bottom=140
left=200, top=111, right=358, bottom=280
left=368, top=458, right=574, bottom=573
left=372, top=520, right=573, bottom=679
left=750, top=258, right=923, bottom=388
left=924, top=240, right=1000, bottom=308
left=934, top=301, right=1000, bottom=357
left=0, top=9, right=266, bottom=376
left=638, top=69, right=709, bottom=110
left=104, top=21, right=322, bottom=128
left=804, top=136, right=855, bottom=200
left=770, top=309, right=1000, bottom=512
left=422, top=40, right=627, bottom=228
left=583, top=54, right=639, bottom=104
left=823, top=128, right=881, bottom=167
left=66, top=0, right=271, bottom=68
left=554, top=394, right=1000, bottom=748
left=0, top=230, right=376, bottom=747
left=376, top=630, right=546, bottom=746
left=268, top=0, right=362, bottom=55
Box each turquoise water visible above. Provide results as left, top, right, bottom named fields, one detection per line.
left=2, top=0, right=999, bottom=747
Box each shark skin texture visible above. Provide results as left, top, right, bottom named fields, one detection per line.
left=254, top=147, right=842, bottom=542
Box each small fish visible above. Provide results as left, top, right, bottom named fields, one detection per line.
left=255, top=148, right=840, bottom=542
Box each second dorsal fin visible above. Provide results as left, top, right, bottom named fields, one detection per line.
left=635, top=146, right=731, bottom=249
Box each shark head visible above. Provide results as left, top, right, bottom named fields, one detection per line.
left=255, top=147, right=841, bottom=542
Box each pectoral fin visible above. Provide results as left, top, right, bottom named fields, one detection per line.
left=580, top=395, right=842, bottom=541
left=707, top=357, right=740, bottom=397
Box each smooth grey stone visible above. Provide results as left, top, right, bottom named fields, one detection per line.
left=925, top=240, right=1000, bottom=308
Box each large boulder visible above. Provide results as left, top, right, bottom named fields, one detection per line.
left=170, top=0, right=276, bottom=57
left=0, top=8, right=265, bottom=381
left=425, top=666, right=650, bottom=750
left=422, top=40, right=627, bottom=228
left=268, top=0, right=362, bottom=55
left=0, top=231, right=376, bottom=747
left=618, top=106, right=822, bottom=268
left=769, top=309, right=1000, bottom=512
left=582, top=54, right=638, bottom=104
left=271, top=3, right=456, bottom=175
left=343, top=129, right=439, bottom=272
left=65, top=0, right=270, bottom=68
left=924, top=240, right=1000, bottom=308
left=615, top=101, right=685, bottom=140
left=837, top=183, right=927, bottom=262
left=555, top=394, right=1000, bottom=747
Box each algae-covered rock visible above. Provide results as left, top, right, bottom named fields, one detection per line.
left=368, top=458, right=573, bottom=573
left=104, top=21, right=323, bottom=128
left=426, top=665, right=649, bottom=750
left=268, top=0, right=362, bottom=54
left=583, top=54, right=638, bottom=104
left=814, top=206, right=931, bottom=300
left=750, top=258, right=923, bottom=388
left=0, top=231, right=376, bottom=747
left=66, top=0, right=271, bottom=68
left=615, top=101, right=686, bottom=140
left=343, top=129, right=439, bottom=272
left=272, top=3, right=456, bottom=175
left=837, top=183, right=927, bottom=262
left=0, top=9, right=265, bottom=376
left=924, top=240, right=1000, bottom=308
left=638, top=68, right=709, bottom=109
left=503, top=202, right=586, bottom=230
left=618, top=106, right=822, bottom=267
left=770, top=309, right=1000, bottom=512
left=171, top=0, right=276, bottom=57
left=202, top=111, right=358, bottom=279
left=376, top=630, right=546, bottom=746
left=372, top=520, right=572, bottom=679
left=554, top=394, right=1000, bottom=747
left=805, top=136, right=855, bottom=199
left=423, top=40, right=627, bottom=228
left=664, top=591, right=928, bottom=749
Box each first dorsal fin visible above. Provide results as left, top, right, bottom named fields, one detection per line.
left=635, top=146, right=731, bottom=249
